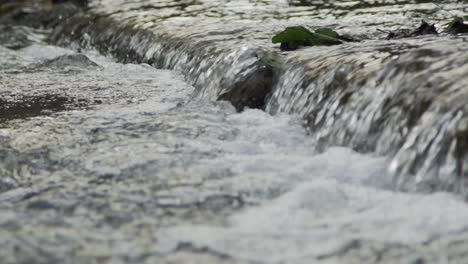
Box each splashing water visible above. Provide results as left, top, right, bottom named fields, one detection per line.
left=2, top=0, right=468, bottom=263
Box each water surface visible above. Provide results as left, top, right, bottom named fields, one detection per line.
left=2, top=0, right=468, bottom=263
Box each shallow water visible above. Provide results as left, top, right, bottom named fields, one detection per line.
left=0, top=40, right=466, bottom=264
left=48, top=0, right=468, bottom=196
left=3, top=0, right=468, bottom=263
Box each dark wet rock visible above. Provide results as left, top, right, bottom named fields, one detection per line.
left=194, top=194, right=245, bottom=212
left=0, top=0, right=28, bottom=17
left=41, top=54, right=98, bottom=67
left=52, top=0, right=88, bottom=7
left=445, top=17, right=468, bottom=34
left=50, top=14, right=267, bottom=104
left=27, top=200, right=57, bottom=210
left=0, top=177, right=16, bottom=193
left=0, top=60, right=104, bottom=123
left=386, top=21, right=438, bottom=40
left=174, top=242, right=232, bottom=260
left=0, top=25, right=33, bottom=49
left=0, top=96, right=69, bottom=121
left=218, top=66, right=273, bottom=112
left=0, top=2, right=82, bottom=29
left=411, top=21, right=438, bottom=37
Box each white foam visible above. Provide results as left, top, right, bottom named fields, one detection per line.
left=157, top=145, right=468, bottom=263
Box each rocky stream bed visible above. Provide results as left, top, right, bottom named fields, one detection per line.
left=2, top=0, right=468, bottom=263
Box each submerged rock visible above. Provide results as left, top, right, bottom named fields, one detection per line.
left=0, top=25, right=33, bottom=49
left=0, top=1, right=82, bottom=29
left=386, top=21, right=438, bottom=39
left=41, top=54, right=99, bottom=67
left=52, top=0, right=88, bottom=7
left=0, top=96, right=70, bottom=121
left=218, top=66, right=273, bottom=112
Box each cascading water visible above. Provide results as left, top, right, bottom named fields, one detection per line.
left=2, top=0, right=468, bottom=263
left=48, top=0, right=468, bottom=195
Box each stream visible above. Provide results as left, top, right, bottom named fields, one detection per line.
left=2, top=0, right=468, bottom=263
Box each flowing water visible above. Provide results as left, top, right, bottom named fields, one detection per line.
left=2, top=0, right=468, bottom=263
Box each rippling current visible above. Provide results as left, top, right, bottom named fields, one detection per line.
left=2, top=0, right=468, bottom=263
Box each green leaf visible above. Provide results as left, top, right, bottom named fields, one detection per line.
left=310, top=32, right=343, bottom=46
left=445, top=17, right=468, bottom=34
left=315, top=28, right=340, bottom=38
left=272, top=26, right=315, bottom=45
left=272, top=26, right=343, bottom=51
left=446, top=17, right=463, bottom=32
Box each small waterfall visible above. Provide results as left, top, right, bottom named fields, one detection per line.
left=50, top=15, right=266, bottom=102
left=46, top=0, right=468, bottom=197
left=268, top=40, right=468, bottom=195
left=5, top=1, right=468, bottom=262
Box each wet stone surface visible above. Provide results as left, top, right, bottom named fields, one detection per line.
left=0, top=1, right=82, bottom=28
left=0, top=24, right=47, bottom=49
